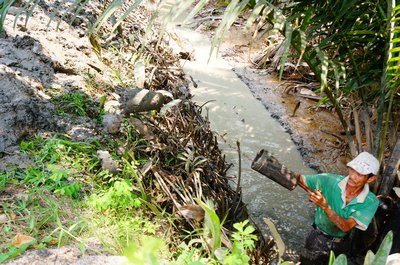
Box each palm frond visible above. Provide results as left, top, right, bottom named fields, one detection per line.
left=278, top=22, right=292, bottom=80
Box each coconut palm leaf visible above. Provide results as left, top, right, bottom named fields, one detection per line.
left=170, top=0, right=197, bottom=22
left=181, top=0, right=209, bottom=25
left=243, top=3, right=264, bottom=32
left=2, top=0, right=144, bottom=35
left=54, top=0, right=88, bottom=30
left=375, top=1, right=400, bottom=159
left=278, top=22, right=292, bottom=80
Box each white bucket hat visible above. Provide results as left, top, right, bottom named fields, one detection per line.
left=346, top=152, right=380, bottom=175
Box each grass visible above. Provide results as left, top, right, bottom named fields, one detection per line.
left=0, top=135, right=143, bottom=256
left=51, top=91, right=102, bottom=119
left=0, top=133, right=258, bottom=264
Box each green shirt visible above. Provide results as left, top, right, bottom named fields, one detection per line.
left=304, top=173, right=379, bottom=237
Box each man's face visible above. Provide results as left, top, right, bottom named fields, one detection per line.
left=348, top=168, right=373, bottom=188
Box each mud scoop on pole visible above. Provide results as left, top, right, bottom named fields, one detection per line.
left=251, top=149, right=311, bottom=193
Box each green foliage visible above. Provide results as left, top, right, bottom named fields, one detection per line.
left=20, top=136, right=98, bottom=170
left=178, top=148, right=208, bottom=175
left=0, top=171, right=17, bottom=189
left=96, top=95, right=107, bottom=123
left=0, top=189, right=82, bottom=261
left=121, top=215, right=258, bottom=265
left=17, top=164, right=81, bottom=198
left=222, top=220, right=257, bottom=265
left=51, top=220, right=88, bottom=248
left=196, top=198, right=222, bottom=256
left=327, top=251, right=347, bottom=265
left=332, top=254, right=347, bottom=265
left=53, top=92, right=89, bottom=117
left=200, top=0, right=399, bottom=158
left=85, top=209, right=159, bottom=255
left=326, top=231, right=393, bottom=265
left=364, top=231, right=393, bottom=265
left=0, top=172, right=5, bottom=189
left=122, top=157, right=147, bottom=200
left=124, top=236, right=164, bottom=265
left=0, top=239, right=36, bottom=263
left=89, top=0, right=144, bottom=34
left=89, top=180, right=141, bottom=211
left=0, top=0, right=144, bottom=34
left=210, top=0, right=249, bottom=59
left=172, top=242, right=209, bottom=265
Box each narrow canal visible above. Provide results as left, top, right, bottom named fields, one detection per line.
left=173, top=27, right=317, bottom=259
left=160, top=1, right=318, bottom=259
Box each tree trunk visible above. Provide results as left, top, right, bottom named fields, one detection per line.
left=378, top=136, right=400, bottom=196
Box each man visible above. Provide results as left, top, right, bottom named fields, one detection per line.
left=298, top=152, right=380, bottom=264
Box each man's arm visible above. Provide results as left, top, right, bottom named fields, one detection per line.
left=298, top=176, right=357, bottom=232
left=309, top=190, right=357, bottom=232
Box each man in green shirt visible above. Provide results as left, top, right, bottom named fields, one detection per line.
left=299, top=152, right=380, bottom=264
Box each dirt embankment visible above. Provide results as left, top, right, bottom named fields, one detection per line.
left=0, top=1, right=274, bottom=264
left=0, top=1, right=103, bottom=157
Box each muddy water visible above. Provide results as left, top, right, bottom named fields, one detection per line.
left=172, top=28, right=317, bottom=258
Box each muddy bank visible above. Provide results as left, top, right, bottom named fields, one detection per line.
left=0, top=2, right=104, bottom=155
left=0, top=1, right=277, bottom=264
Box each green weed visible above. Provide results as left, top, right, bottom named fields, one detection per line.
left=124, top=236, right=165, bottom=265
left=222, top=220, right=257, bottom=265
left=111, top=67, right=126, bottom=86
left=88, top=180, right=141, bottom=212
left=0, top=189, right=82, bottom=261
left=53, top=92, right=89, bottom=117
left=0, top=171, right=14, bottom=189
left=83, top=208, right=160, bottom=255
left=0, top=240, right=37, bottom=263
left=20, top=136, right=99, bottom=172
left=96, top=95, right=106, bottom=123
left=17, top=165, right=81, bottom=199
left=178, top=148, right=207, bottom=175
left=327, top=231, right=393, bottom=265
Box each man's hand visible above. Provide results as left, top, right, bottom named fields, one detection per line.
left=308, top=190, right=328, bottom=210
left=308, top=189, right=357, bottom=233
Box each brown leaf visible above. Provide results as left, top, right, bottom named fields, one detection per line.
left=12, top=234, right=36, bottom=248
left=180, top=204, right=204, bottom=222
left=10, top=212, right=16, bottom=220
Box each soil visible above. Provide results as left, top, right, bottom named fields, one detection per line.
left=0, top=1, right=349, bottom=264
left=0, top=1, right=104, bottom=159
